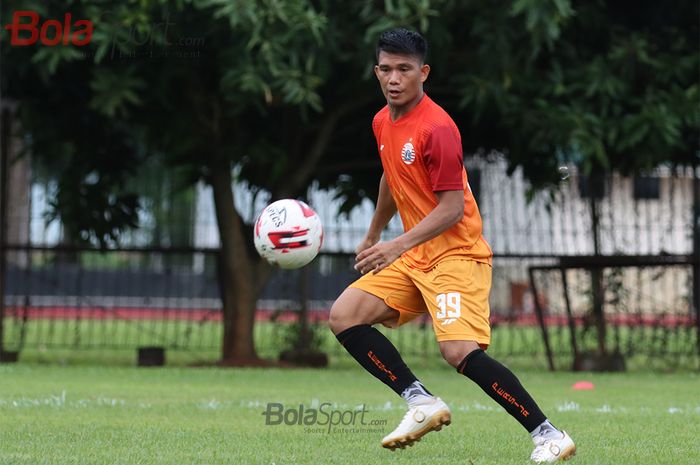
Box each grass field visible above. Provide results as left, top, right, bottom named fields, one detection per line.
left=1, top=360, right=699, bottom=465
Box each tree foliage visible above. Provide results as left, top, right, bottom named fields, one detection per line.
left=441, top=0, right=699, bottom=185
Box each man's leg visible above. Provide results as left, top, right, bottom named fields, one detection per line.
left=329, top=287, right=451, bottom=450
left=440, top=340, right=576, bottom=463
left=329, top=287, right=420, bottom=395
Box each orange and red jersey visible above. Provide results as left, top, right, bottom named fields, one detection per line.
left=372, top=94, right=493, bottom=270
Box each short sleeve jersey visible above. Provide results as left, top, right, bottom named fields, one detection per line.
left=372, top=94, right=493, bottom=270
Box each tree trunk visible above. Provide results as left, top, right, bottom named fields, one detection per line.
left=588, top=175, right=608, bottom=355
left=209, top=159, right=259, bottom=363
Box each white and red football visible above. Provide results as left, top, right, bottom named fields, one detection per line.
left=253, top=199, right=323, bottom=269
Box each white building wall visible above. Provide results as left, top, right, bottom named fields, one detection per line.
left=28, top=156, right=696, bottom=260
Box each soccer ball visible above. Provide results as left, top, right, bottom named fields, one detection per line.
left=253, top=199, right=323, bottom=269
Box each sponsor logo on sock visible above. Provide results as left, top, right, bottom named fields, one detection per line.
left=492, top=382, right=530, bottom=417
left=367, top=351, right=398, bottom=382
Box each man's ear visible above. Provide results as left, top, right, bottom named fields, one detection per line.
left=420, top=64, right=430, bottom=83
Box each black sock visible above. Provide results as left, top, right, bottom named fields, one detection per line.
left=336, top=324, right=418, bottom=396
left=457, top=349, right=547, bottom=432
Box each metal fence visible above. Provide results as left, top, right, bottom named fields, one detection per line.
left=1, top=247, right=698, bottom=369
left=2, top=247, right=221, bottom=352
left=0, top=248, right=561, bottom=363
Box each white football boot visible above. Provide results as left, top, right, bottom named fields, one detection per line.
left=530, top=430, right=576, bottom=462
left=381, top=396, right=451, bottom=450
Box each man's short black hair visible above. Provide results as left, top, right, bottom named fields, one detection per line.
left=375, top=28, right=427, bottom=64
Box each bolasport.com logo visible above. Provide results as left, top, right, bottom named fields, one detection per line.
left=2, top=10, right=93, bottom=46
left=261, top=402, right=388, bottom=434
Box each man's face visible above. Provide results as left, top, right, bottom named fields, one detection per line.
left=374, top=51, right=430, bottom=108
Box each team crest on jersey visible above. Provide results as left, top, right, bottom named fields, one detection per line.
left=401, top=142, right=415, bottom=165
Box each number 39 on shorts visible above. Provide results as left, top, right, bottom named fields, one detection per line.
left=436, top=292, right=461, bottom=321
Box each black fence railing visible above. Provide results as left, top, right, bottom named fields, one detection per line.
left=1, top=246, right=697, bottom=369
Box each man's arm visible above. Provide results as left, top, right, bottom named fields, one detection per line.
left=356, top=173, right=397, bottom=254
left=355, top=189, right=464, bottom=274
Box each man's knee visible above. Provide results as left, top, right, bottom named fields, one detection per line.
left=328, top=288, right=396, bottom=335
left=328, top=299, right=353, bottom=334
left=328, top=288, right=374, bottom=334
left=439, top=340, right=482, bottom=368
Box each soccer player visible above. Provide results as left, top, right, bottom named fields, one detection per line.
left=328, top=28, right=576, bottom=463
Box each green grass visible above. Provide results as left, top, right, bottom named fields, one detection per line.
left=1, top=362, right=699, bottom=464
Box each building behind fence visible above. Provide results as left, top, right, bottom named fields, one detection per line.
left=1, top=125, right=698, bottom=369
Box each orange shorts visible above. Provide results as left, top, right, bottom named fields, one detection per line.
left=349, top=258, right=491, bottom=346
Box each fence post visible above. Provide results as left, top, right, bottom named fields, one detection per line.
left=559, top=268, right=580, bottom=368
left=297, top=264, right=311, bottom=349
left=0, top=105, right=9, bottom=357
left=529, top=267, right=555, bottom=371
